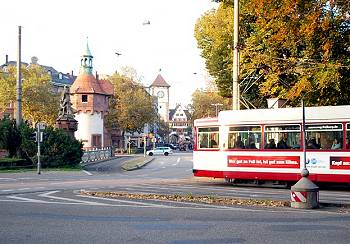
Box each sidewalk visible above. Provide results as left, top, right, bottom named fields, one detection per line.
left=81, top=154, right=154, bottom=171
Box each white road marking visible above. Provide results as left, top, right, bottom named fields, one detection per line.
left=7, top=196, right=48, bottom=203
left=177, top=157, right=181, bottom=163
left=38, top=191, right=109, bottom=205
left=1, top=189, right=14, bottom=192
left=83, top=170, right=93, bottom=176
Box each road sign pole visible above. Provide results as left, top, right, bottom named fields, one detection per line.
left=37, top=123, right=41, bottom=175
left=143, top=136, right=146, bottom=157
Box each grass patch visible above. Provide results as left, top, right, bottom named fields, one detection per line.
left=0, top=163, right=82, bottom=173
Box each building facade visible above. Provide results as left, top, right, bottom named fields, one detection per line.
left=149, top=74, right=170, bottom=122
left=169, top=103, right=191, bottom=140
left=69, top=42, right=113, bottom=149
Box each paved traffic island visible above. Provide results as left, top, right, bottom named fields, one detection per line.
left=120, top=156, right=154, bottom=171
left=81, top=190, right=288, bottom=208
left=80, top=190, right=350, bottom=212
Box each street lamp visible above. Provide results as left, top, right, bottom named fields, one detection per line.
left=211, top=103, right=223, bottom=117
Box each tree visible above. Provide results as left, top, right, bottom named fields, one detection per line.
left=190, top=88, right=231, bottom=121
left=195, top=0, right=350, bottom=107
left=0, top=64, right=60, bottom=126
left=156, top=119, right=171, bottom=142
left=106, top=71, right=158, bottom=134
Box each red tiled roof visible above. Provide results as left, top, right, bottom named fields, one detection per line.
left=150, top=74, right=170, bottom=87
left=99, top=79, right=114, bottom=95
left=70, top=73, right=112, bottom=95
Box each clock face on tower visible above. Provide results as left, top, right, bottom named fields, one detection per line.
left=157, top=91, right=164, bottom=98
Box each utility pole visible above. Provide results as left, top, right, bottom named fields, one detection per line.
left=211, top=103, right=223, bottom=117
left=16, top=26, right=22, bottom=127
left=232, top=0, right=240, bottom=110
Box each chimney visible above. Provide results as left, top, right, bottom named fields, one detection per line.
left=71, top=70, right=74, bottom=77
left=5, top=54, right=8, bottom=64
left=95, top=71, right=99, bottom=80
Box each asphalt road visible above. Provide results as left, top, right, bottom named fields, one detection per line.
left=1, top=152, right=350, bottom=243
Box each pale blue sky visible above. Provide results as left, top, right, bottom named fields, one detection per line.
left=0, top=0, right=218, bottom=107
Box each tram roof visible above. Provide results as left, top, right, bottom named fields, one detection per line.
left=194, top=105, right=350, bottom=126
left=219, top=105, right=350, bottom=125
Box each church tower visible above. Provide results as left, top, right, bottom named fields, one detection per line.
left=70, top=41, right=113, bottom=148
left=149, top=74, right=170, bottom=122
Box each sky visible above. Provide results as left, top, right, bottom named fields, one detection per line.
left=0, top=0, right=218, bottom=108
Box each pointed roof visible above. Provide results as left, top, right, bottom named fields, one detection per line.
left=150, top=74, right=170, bottom=87
left=83, top=38, right=93, bottom=57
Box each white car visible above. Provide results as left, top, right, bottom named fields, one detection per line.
left=146, top=147, right=173, bottom=156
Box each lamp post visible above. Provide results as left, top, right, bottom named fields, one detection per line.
left=211, top=103, right=223, bottom=117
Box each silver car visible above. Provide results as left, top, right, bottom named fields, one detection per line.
left=146, top=147, right=173, bottom=156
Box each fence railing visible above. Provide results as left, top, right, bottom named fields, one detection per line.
left=81, top=147, right=113, bottom=164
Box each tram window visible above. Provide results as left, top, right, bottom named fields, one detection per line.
left=198, top=127, right=219, bottom=149
left=306, top=124, right=343, bottom=150
left=228, top=126, right=261, bottom=149
left=264, top=125, right=300, bottom=150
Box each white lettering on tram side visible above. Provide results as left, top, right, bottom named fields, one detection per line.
left=331, top=160, right=343, bottom=166
left=286, top=160, right=298, bottom=165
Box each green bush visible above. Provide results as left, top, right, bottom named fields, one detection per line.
left=0, top=118, right=83, bottom=168
left=0, top=117, right=21, bottom=157
left=40, top=127, right=83, bottom=168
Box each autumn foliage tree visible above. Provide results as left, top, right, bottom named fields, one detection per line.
left=195, top=0, right=350, bottom=107
left=106, top=71, right=158, bottom=135
left=0, top=64, right=60, bottom=125
left=190, top=88, right=231, bottom=121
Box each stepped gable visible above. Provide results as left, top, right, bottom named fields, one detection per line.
left=150, top=74, right=170, bottom=87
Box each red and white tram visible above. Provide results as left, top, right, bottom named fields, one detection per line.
left=193, top=105, right=350, bottom=184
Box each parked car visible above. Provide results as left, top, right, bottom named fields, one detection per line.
left=164, top=143, right=177, bottom=150
left=146, top=147, right=173, bottom=156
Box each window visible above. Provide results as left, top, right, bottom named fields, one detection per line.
left=265, top=125, right=300, bottom=150
left=198, top=127, right=219, bottom=149
left=82, top=95, right=88, bottom=103
left=228, top=126, right=262, bottom=149
left=91, top=134, right=101, bottom=148
left=306, top=124, right=343, bottom=150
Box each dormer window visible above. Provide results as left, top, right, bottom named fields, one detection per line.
left=82, top=95, right=88, bottom=103
left=58, top=72, right=62, bottom=79
left=47, top=70, right=52, bottom=76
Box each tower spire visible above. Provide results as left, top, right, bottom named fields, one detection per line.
left=80, top=37, right=93, bottom=74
